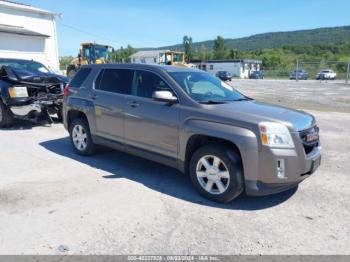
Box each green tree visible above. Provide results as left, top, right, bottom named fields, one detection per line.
left=59, top=56, right=74, bottom=70
left=183, top=35, right=194, bottom=62
left=213, top=36, right=228, bottom=59
left=228, top=48, right=241, bottom=59
left=111, top=45, right=137, bottom=63
left=199, top=44, right=207, bottom=61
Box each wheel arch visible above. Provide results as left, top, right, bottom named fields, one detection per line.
left=67, top=109, right=89, bottom=130
left=180, top=120, right=259, bottom=182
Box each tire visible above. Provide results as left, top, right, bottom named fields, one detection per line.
left=189, top=144, right=244, bottom=203
left=69, top=118, right=96, bottom=155
left=0, top=99, right=14, bottom=127
left=56, top=106, right=63, bottom=122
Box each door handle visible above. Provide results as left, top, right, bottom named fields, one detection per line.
left=128, top=101, right=140, bottom=108
left=90, top=94, right=97, bottom=100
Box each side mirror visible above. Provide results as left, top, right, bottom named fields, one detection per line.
left=152, top=90, right=178, bottom=104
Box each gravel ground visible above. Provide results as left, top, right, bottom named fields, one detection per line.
left=233, top=79, right=350, bottom=112
left=0, top=80, right=349, bottom=255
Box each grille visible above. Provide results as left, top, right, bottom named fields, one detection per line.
left=299, top=126, right=319, bottom=155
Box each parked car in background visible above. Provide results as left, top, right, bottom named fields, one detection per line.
left=316, top=69, right=336, bottom=80
left=63, top=64, right=321, bottom=203
left=0, top=58, right=68, bottom=127
left=249, top=70, right=264, bottom=79
left=290, top=69, right=309, bottom=80
left=216, top=71, right=233, bottom=81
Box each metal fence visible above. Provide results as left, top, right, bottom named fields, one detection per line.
left=263, top=60, right=350, bottom=83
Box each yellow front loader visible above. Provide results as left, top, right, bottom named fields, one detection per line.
left=160, top=51, right=196, bottom=68
left=67, top=43, right=114, bottom=78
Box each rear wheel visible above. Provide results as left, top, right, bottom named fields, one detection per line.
left=0, top=99, right=14, bottom=127
left=69, top=118, right=96, bottom=155
left=189, top=144, right=244, bottom=203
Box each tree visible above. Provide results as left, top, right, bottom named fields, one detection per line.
left=228, top=49, right=240, bottom=59
left=59, top=56, right=74, bottom=70
left=213, top=36, right=228, bottom=59
left=199, top=44, right=207, bottom=61
left=183, top=35, right=194, bottom=62
left=110, top=45, right=137, bottom=63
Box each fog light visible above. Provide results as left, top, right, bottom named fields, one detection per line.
left=277, top=159, right=287, bottom=179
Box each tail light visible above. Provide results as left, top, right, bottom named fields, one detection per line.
left=63, top=84, right=69, bottom=97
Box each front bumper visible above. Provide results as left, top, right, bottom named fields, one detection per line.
left=10, top=102, right=42, bottom=116
left=245, top=133, right=321, bottom=196
left=8, top=98, right=62, bottom=119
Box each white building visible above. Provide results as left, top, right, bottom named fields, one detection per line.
left=130, top=50, right=171, bottom=64
left=0, top=0, right=59, bottom=71
left=191, top=59, right=262, bottom=79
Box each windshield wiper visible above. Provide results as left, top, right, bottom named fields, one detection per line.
left=232, top=98, right=251, bottom=101
left=199, top=100, right=228, bottom=104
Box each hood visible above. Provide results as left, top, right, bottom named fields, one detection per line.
left=7, top=67, right=68, bottom=84
left=208, top=100, right=315, bottom=131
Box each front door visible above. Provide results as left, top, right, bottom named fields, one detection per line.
left=124, top=70, right=180, bottom=160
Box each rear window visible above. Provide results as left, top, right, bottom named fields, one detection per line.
left=95, top=69, right=134, bottom=94
left=70, top=68, right=92, bottom=88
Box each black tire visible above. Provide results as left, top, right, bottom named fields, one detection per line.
left=0, top=99, right=14, bottom=127
left=189, top=144, right=244, bottom=203
left=56, top=106, right=63, bottom=122
left=69, top=118, right=96, bottom=156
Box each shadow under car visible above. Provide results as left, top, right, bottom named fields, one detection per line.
left=39, top=137, right=297, bottom=210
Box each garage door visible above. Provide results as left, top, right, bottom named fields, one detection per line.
left=0, top=32, right=47, bottom=65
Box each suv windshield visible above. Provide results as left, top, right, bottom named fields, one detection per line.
left=0, top=59, right=50, bottom=73
left=170, top=71, right=248, bottom=103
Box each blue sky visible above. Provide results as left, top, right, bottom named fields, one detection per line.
left=20, top=0, right=350, bottom=56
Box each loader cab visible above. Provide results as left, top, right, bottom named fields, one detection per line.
left=163, top=51, right=185, bottom=65
left=80, top=43, right=113, bottom=65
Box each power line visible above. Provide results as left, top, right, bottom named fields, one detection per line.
left=56, top=21, right=121, bottom=46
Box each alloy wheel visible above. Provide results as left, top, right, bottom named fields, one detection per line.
left=72, top=124, right=88, bottom=151
left=196, top=155, right=230, bottom=195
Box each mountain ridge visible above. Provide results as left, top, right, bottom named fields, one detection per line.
left=141, top=25, right=350, bottom=51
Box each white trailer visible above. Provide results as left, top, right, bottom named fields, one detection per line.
left=191, top=59, right=262, bottom=79
left=130, top=50, right=168, bottom=64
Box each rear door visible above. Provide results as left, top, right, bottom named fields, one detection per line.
left=124, top=70, right=180, bottom=160
left=92, top=68, right=134, bottom=142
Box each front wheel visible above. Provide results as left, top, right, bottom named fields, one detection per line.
left=56, top=106, right=63, bottom=122
left=69, top=118, right=96, bottom=155
left=189, top=144, right=244, bottom=203
left=0, top=99, right=14, bottom=127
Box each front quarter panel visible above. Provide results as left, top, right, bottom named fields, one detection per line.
left=179, top=118, right=259, bottom=182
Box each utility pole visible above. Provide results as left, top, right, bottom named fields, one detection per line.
left=296, top=60, right=299, bottom=82
left=346, top=59, right=350, bottom=84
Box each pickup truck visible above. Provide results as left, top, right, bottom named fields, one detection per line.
left=63, top=64, right=321, bottom=203
left=0, top=58, right=68, bottom=127
left=316, top=69, right=337, bottom=80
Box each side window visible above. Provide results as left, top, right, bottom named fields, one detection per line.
left=96, top=69, right=133, bottom=94
left=133, top=70, right=173, bottom=99
left=70, top=68, right=91, bottom=88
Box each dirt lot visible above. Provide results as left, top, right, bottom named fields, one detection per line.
left=0, top=80, right=349, bottom=255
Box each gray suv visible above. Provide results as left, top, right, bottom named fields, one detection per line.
left=63, top=64, right=321, bottom=203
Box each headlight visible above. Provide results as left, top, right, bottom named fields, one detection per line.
left=8, top=86, right=28, bottom=98
left=259, top=122, right=294, bottom=148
